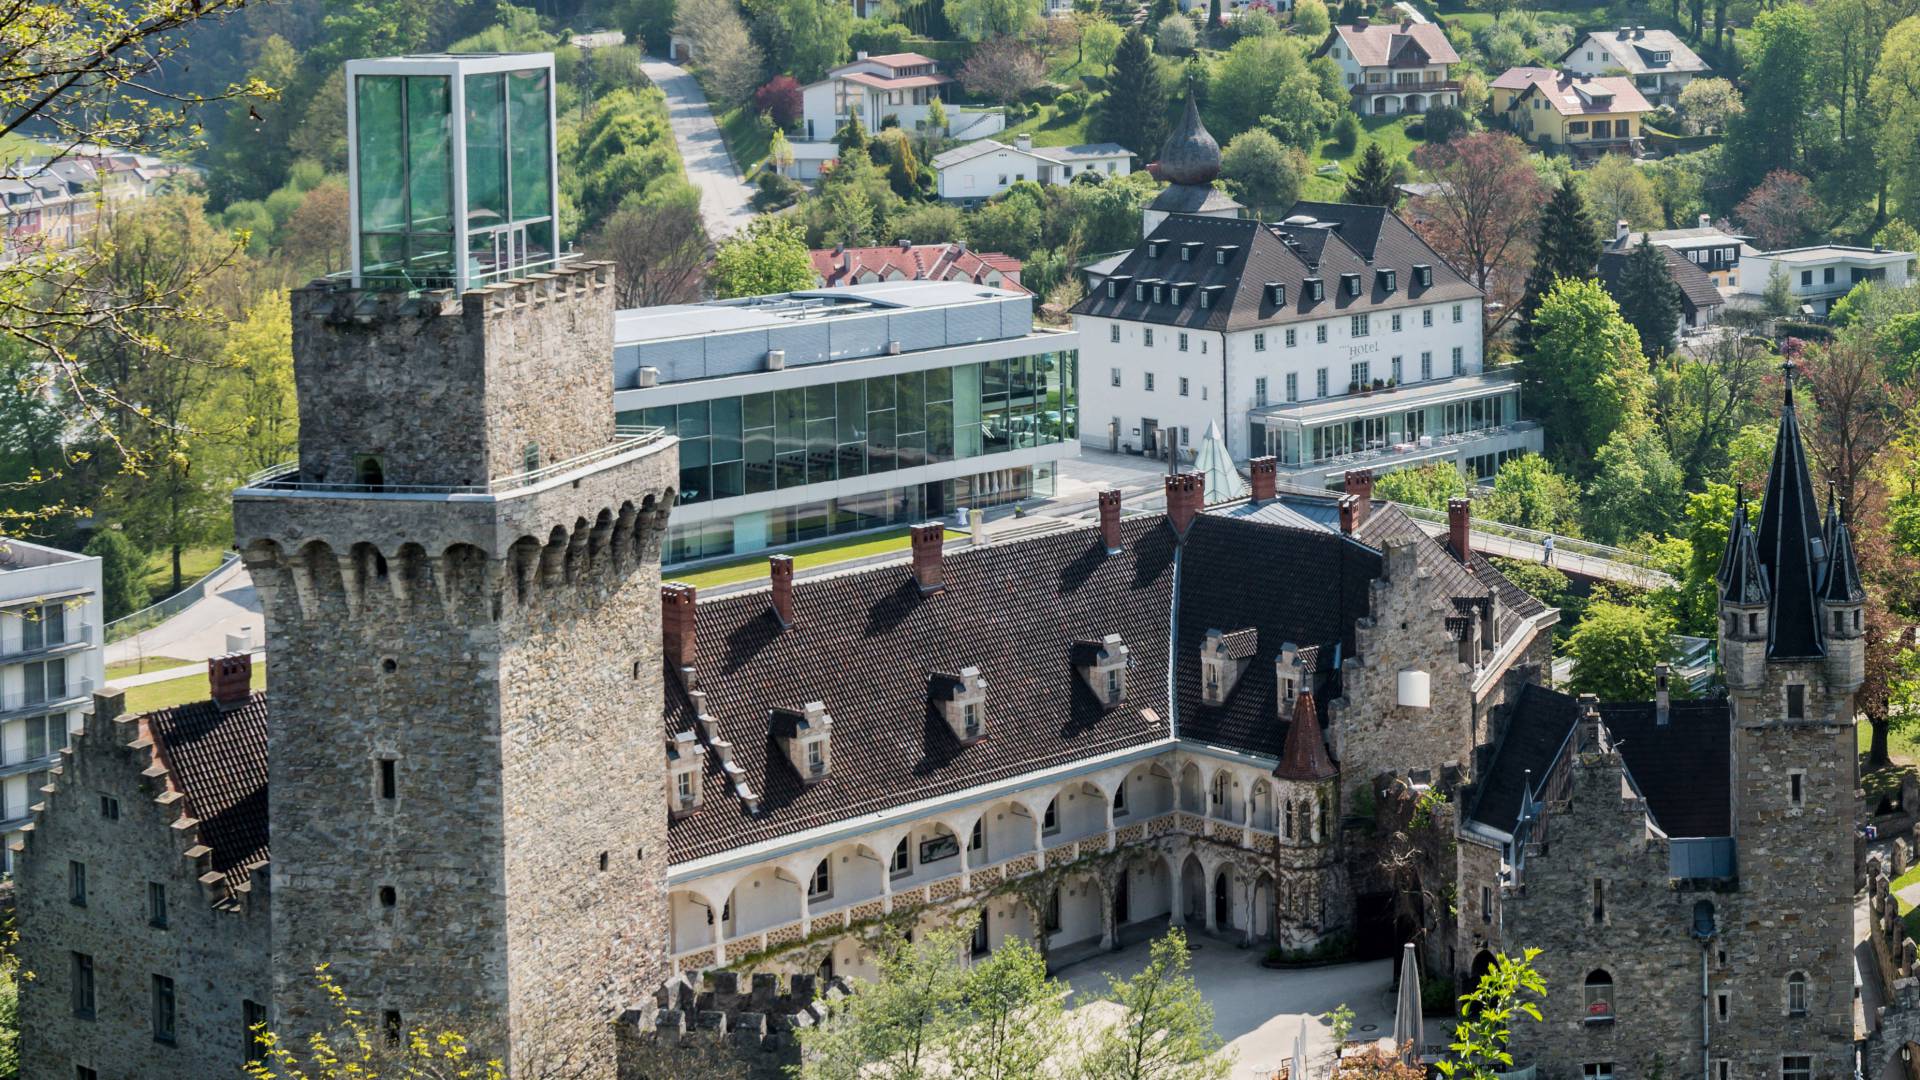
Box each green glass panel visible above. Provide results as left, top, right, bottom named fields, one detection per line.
left=507, top=69, right=553, bottom=222
left=406, top=233, right=454, bottom=281
left=866, top=375, right=895, bottom=411
left=954, top=363, right=984, bottom=458
left=710, top=398, right=743, bottom=462
left=775, top=389, right=804, bottom=452
left=406, top=76, right=451, bottom=233
left=361, top=233, right=407, bottom=275
left=744, top=429, right=775, bottom=493
left=464, top=74, right=508, bottom=230
left=896, top=371, right=925, bottom=435
left=837, top=381, right=866, bottom=443
left=676, top=401, right=709, bottom=439
left=868, top=409, right=896, bottom=473
left=805, top=383, right=836, bottom=423
left=926, top=366, right=952, bottom=402
left=642, top=406, right=676, bottom=430
left=356, top=76, right=406, bottom=233
left=712, top=461, right=744, bottom=500
left=744, top=393, right=774, bottom=429
left=928, top=401, right=953, bottom=463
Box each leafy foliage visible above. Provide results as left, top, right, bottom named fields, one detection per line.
left=1082, top=929, right=1232, bottom=1080
left=1091, top=28, right=1169, bottom=157
left=712, top=217, right=816, bottom=298
left=1565, top=599, right=1678, bottom=700
left=1525, top=278, right=1650, bottom=476
left=1435, top=949, right=1545, bottom=1080
left=1372, top=462, right=1469, bottom=511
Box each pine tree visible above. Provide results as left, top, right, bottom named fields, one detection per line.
left=1091, top=28, right=1168, bottom=159
left=836, top=114, right=869, bottom=155
left=1613, top=236, right=1683, bottom=357
left=1516, top=175, right=1601, bottom=353
left=1343, top=142, right=1402, bottom=208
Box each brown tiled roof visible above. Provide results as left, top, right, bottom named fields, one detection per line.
left=1275, top=689, right=1339, bottom=780
left=667, top=518, right=1179, bottom=864
left=1323, top=22, right=1459, bottom=67
left=145, top=691, right=270, bottom=898
left=811, top=243, right=1027, bottom=293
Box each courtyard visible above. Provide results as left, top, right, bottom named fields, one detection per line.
left=1055, top=931, right=1401, bottom=1077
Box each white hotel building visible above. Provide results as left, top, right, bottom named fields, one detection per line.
left=0, top=539, right=103, bottom=869
left=1073, top=201, right=1539, bottom=488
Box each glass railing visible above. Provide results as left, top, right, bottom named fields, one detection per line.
left=0, top=677, right=93, bottom=713
left=242, top=426, right=669, bottom=497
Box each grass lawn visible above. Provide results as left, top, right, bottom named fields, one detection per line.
left=667, top=526, right=968, bottom=590
left=999, top=103, right=1094, bottom=149
left=1303, top=114, right=1424, bottom=199
left=139, top=545, right=228, bottom=603
left=105, top=655, right=192, bottom=680
left=123, top=661, right=265, bottom=715
left=716, top=103, right=774, bottom=177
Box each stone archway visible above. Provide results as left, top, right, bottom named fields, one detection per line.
left=1213, top=868, right=1233, bottom=930
left=1180, top=854, right=1207, bottom=925
left=1252, top=874, right=1275, bottom=941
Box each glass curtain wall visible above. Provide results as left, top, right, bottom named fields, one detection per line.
left=462, top=69, right=555, bottom=285
left=355, top=74, right=453, bottom=285
left=625, top=352, right=1078, bottom=508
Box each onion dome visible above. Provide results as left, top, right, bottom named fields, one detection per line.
left=1157, top=89, right=1221, bottom=187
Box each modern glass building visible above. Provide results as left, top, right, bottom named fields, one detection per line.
left=345, top=52, right=559, bottom=292
left=612, top=281, right=1078, bottom=565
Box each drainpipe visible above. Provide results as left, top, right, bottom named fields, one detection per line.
left=1167, top=542, right=1182, bottom=741
left=1700, top=941, right=1710, bottom=1080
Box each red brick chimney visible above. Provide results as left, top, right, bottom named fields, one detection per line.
left=1344, top=470, right=1374, bottom=529
left=662, top=583, right=697, bottom=672
left=1337, top=494, right=1359, bottom=535
left=1249, top=457, right=1277, bottom=503
left=770, top=555, right=795, bottom=628
left=208, top=652, right=252, bottom=709
left=1099, top=490, right=1124, bottom=554
left=1165, top=473, right=1204, bottom=537
left=911, top=522, right=946, bottom=593
left=1447, top=497, right=1473, bottom=564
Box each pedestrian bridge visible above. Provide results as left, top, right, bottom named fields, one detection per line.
left=1391, top=504, right=1678, bottom=591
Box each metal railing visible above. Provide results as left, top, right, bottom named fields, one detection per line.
left=241, top=426, right=669, bottom=497
left=0, top=677, right=94, bottom=714
left=1288, top=422, right=1541, bottom=472
left=104, top=553, right=242, bottom=645
left=0, top=624, right=95, bottom=659
left=1389, top=502, right=1678, bottom=586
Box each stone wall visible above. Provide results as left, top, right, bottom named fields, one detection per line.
left=290, top=263, right=618, bottom=489
left=239, top=273, right=680, bottom=1080
left=616, top=971, right=841, bottom=1080
left=17, top=691, right=272, bottom=1079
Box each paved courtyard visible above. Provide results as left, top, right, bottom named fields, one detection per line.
left=1054, top=933, right=1399, bottom=1077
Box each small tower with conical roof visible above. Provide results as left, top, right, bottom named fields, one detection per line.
left=1141, top=88, right=1242, bottom=237
left=1714, top=363, right=1859, bottom=1079
left=1272, top=682, right=1348, bottom=951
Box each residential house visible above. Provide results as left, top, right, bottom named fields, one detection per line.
left=1492, top=68, right=1652, bottom=156
left=1598, top=243, right=1725, bottom=341
left=1313, top=18, right=1462, bottom=116
left=1737, top=244, right=1917, bottom=316
left=611, top=280, right=1077, bottom=565
left=788, top=53, right=1005, bottom=180
left=1607, top=216, right=1751, bottom=293
left=930, top=134, right=1133, bottom=203
left=811, top=240, right=1026, bottom=293
left=1559, top=26, right=1711, bottom=105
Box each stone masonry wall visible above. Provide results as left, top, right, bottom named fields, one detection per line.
left=290, top=263, right=617, bottom=489
left=17, top=690, right=271, bottom=1080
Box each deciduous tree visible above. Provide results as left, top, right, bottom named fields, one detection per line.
left=592, top=188, right=709, bottom=309
left=1479, top=454, right=1582, bottom=534
left=1581, top=153, right=1661, bottom=231
left=1734, top=170, right=1820, bottom=250
left=799, top=921, right=973, bottom=1079
left=1083, top=929, right=1231, bottom=1080
left=1409, top=132, right=1546, bottom=339
left=952, top=938, right=1066, bottom=1080
left=1870, top=17, right=1920, bottom=218
left=1372, top=462, right=1469, bottom=511
left=1564, top=601, right=1678, bottom=700
left=1583, top=419, right=1688, bottom=544
left=946, top=0, right=1042, bottom=40
left=1721, top=5, right=1817, bottom=192
left=1676, top=77, right=1743, bottom=134
left=961, top=36, right=1049, bottom=105
left=755, top=75, right=805, bottom=127
left=1799, top=332, right=1918, bottom=523
left=1220, top=130, right=1309, bottom=219
left=712, top=217, right=815, bottom=298
left=1525, top=278, right=1651, bottom=475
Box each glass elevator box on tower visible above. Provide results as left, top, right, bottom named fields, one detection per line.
left=345, top=52, right=559, bottom=292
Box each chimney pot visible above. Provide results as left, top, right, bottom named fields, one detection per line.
left=663, top=583, right=698, bottom=675
left=208, top=652, right=253, bottom=709
left=898, top=237, right=912, bottom=250
left=1164, top=473, right=1204, bottom=538
left=1654, top=663, right=1671, bottom=725
left=1699, top=212, right=1711, bottom=229
left=1447, top=497, right=1473, bottom=564
left=1616, top=219, right=1630, bottom=243
left=1015, top=133, right=1033, bottom=151
left=1344, top=469, right=1374, bottom=527
left=910, top=522, right=946, bottom=593
left=769, top=556, right=795, bottom=628
left=1099, top=489, right=1124, bottom=553
left=1249, top=457, right=1277, bottom=503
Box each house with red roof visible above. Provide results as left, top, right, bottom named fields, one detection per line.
left=788, top=53, right=1006, bottom=180
left=1491, top=67, right=1652, bottom=156
left=810, top=239, right=1027, bottom=293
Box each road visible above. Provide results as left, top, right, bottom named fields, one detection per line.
left=104, top=560, right=263, bottom=670
left=641, top=56, right=757, bottom=241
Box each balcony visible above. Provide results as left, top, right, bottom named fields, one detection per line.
left=1351, top=80, right=1461, bottom=97
left=0, top=624, right=94, bottom=663
left=0, top=678, right=93, bottom=721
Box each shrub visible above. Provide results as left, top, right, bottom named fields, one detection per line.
left=1332, top=112, right=1360, bottom=153
left=1421, top=104, right=1470, bottom=143
left=1055, top=90, right=1085, bottom=117
left=753, top=75, right=803, bottom=128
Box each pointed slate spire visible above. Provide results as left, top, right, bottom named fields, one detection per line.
left=1819, top=495, right=1865, bottom=604
left=1724, top=516, right=1771, bottom=606
left=1716, top=488, right=1747, bottom=591
left=1275, top=688, right=1338, bottom=781
left=1157, top=86, right=1221, bottom=187
left=1755, top=362, right=1826, bottom=658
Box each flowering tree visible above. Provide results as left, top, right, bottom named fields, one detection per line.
left=1734, top=170, right=1820, bottom=250
left=960, top=35, right=1048, bottom=105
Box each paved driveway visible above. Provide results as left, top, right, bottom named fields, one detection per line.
left=641, top=56, right=757, bottom=240
left=1056, top=934, right=1398, bottom=1076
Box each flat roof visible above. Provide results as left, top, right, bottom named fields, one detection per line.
left=1755, top=245, right=1914, bottom=264
left=0, top=538, right=89, bottom=572
left=1252, top=371, right=1520, bottom=427
left=614, top=280, right=1027, bottom=345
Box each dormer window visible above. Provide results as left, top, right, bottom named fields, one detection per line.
left=1134, top=282, right=1148, bottom=302
left=1376, top=269, right=1397, bottom=293
left=1275, top=642, right=1302, bottom=713
left=1341, top=273, right=1361, bottom=297
left=1074, top=635, right=1131, bottom=707
left=1413, top=264, right=1433, bottom=288
left=1305, top=278, right=1325, bottom=303
left=1266, top=282, right=1287, bottom=306
left=1200, top=628, right=1257, bottom=706
left=1180, top=241, right=1203, bottom=262
left=931, top=667, right=989, bottom=745
left=1153, top=285, right=1164, bottom=304
left=666, top=730, right=708, bottom=817
left=1146, top=240, right=1164, bottom=258
left=1215, top=245, right=1238, bottom=265
left=1201, top=285, right=1226, bottom=309
left=774, top=701, right=834, bottom=784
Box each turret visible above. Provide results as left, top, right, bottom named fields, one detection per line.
left=1818, top=496, right=1865, bottom=692
left=1718, top=516, right=1769, bottom=691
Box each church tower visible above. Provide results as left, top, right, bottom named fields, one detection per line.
left=1272, top=685, right=1348, bottom=950
left=232, top=52, right=678, bottom=1076
left=1716, top=365, right=1860, bottom=1080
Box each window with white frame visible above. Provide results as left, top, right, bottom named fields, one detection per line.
left=1316, top=368, right=1328, bottom=397
left=1423, top=308, right=1433, bottom=327
left=808, top=858, right=832, bottom=899
left=1042, top=797, right=1059, bottom=834
left=1351, top=362, right=1370, bottom=388
left=20, top=601, right=67, bottom=650
left=1144, top=328, right=1154, bottom=347
left=1110, top=367, right=1121, bottom=387
left=1452, top=303, right=1463, bottom=323
left=1391, top=356, right=1403, bottom=383
left=1351, top=314, right=1369, bottom=338
left=1786, top=972, right=1808, bottom=1017
left=806, top=740, right=825, bottom=776
left=1255, top=377, right=1268, bottom=406
left=1286, top=328, right=1298, bottom=348
left=970, top=818, right=984, bottom=852
left=1114, top=780, right=1129, bottom=815
left=1315, top=325, right=1328, bottom=344
left=1110, top=324, right=1120, bottom=343
left=1583, top=1064, right=1614, bottom=1080
left=1420, top=352, right=1433, bottom=381
left=1178, top=332, right=1189, bottom=352
left=675, top=771, right=693, bottom=803
left=1145, top=372, right=1155, bottom=392
left=891, top=837, right=910, bottom=877
left=1286, top=373, right=1298, bottom=402
left=1391, top=313, right=1402, bottom=332
left=1179, top=377, right=1190, bottom=396
left=1782, top=1057, right=1812, bottom=1080
left=1254, top=332, right=1267, bottom=351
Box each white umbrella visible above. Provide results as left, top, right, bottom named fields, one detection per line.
left=1292, top=1014, right=1309, bottom=1080
left=1392, top=941, right=1424, bottom=1066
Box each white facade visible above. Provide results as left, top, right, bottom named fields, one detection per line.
left=665, top=742, right=1291, bottom=980
left=0, top=539, right=103, bottom=871
left=933, top=136, right=1132, bottom=202
left=1322, top=35, right=1458, bottom=115
left=1561, top=30, right=1708, bottom=103
left=1737, top=246, right=1917, bottom=316
left=1074, top=295, right=1528, bottom=485
left=791, top=55, right=1005, bottom=181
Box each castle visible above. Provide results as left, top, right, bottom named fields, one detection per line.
left=10, top=49, right=1869, bottom=1080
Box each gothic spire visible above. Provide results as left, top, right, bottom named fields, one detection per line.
left=1275, top=688, right=1338, bottom=781
left=1819, top=496, right=1864, bottom=604
left=1754, top=362, right=1826, bottom=658
left=1716, top=488, right=1747, bottom=591
left=1723, top=515, right=1770, bottom=606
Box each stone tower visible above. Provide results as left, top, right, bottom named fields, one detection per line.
left=233, top=262, right=678, bottom=1073
left=1716, top=366, right=1861, bottom=1080
left=1272, top=683, right=1348, bottom=950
